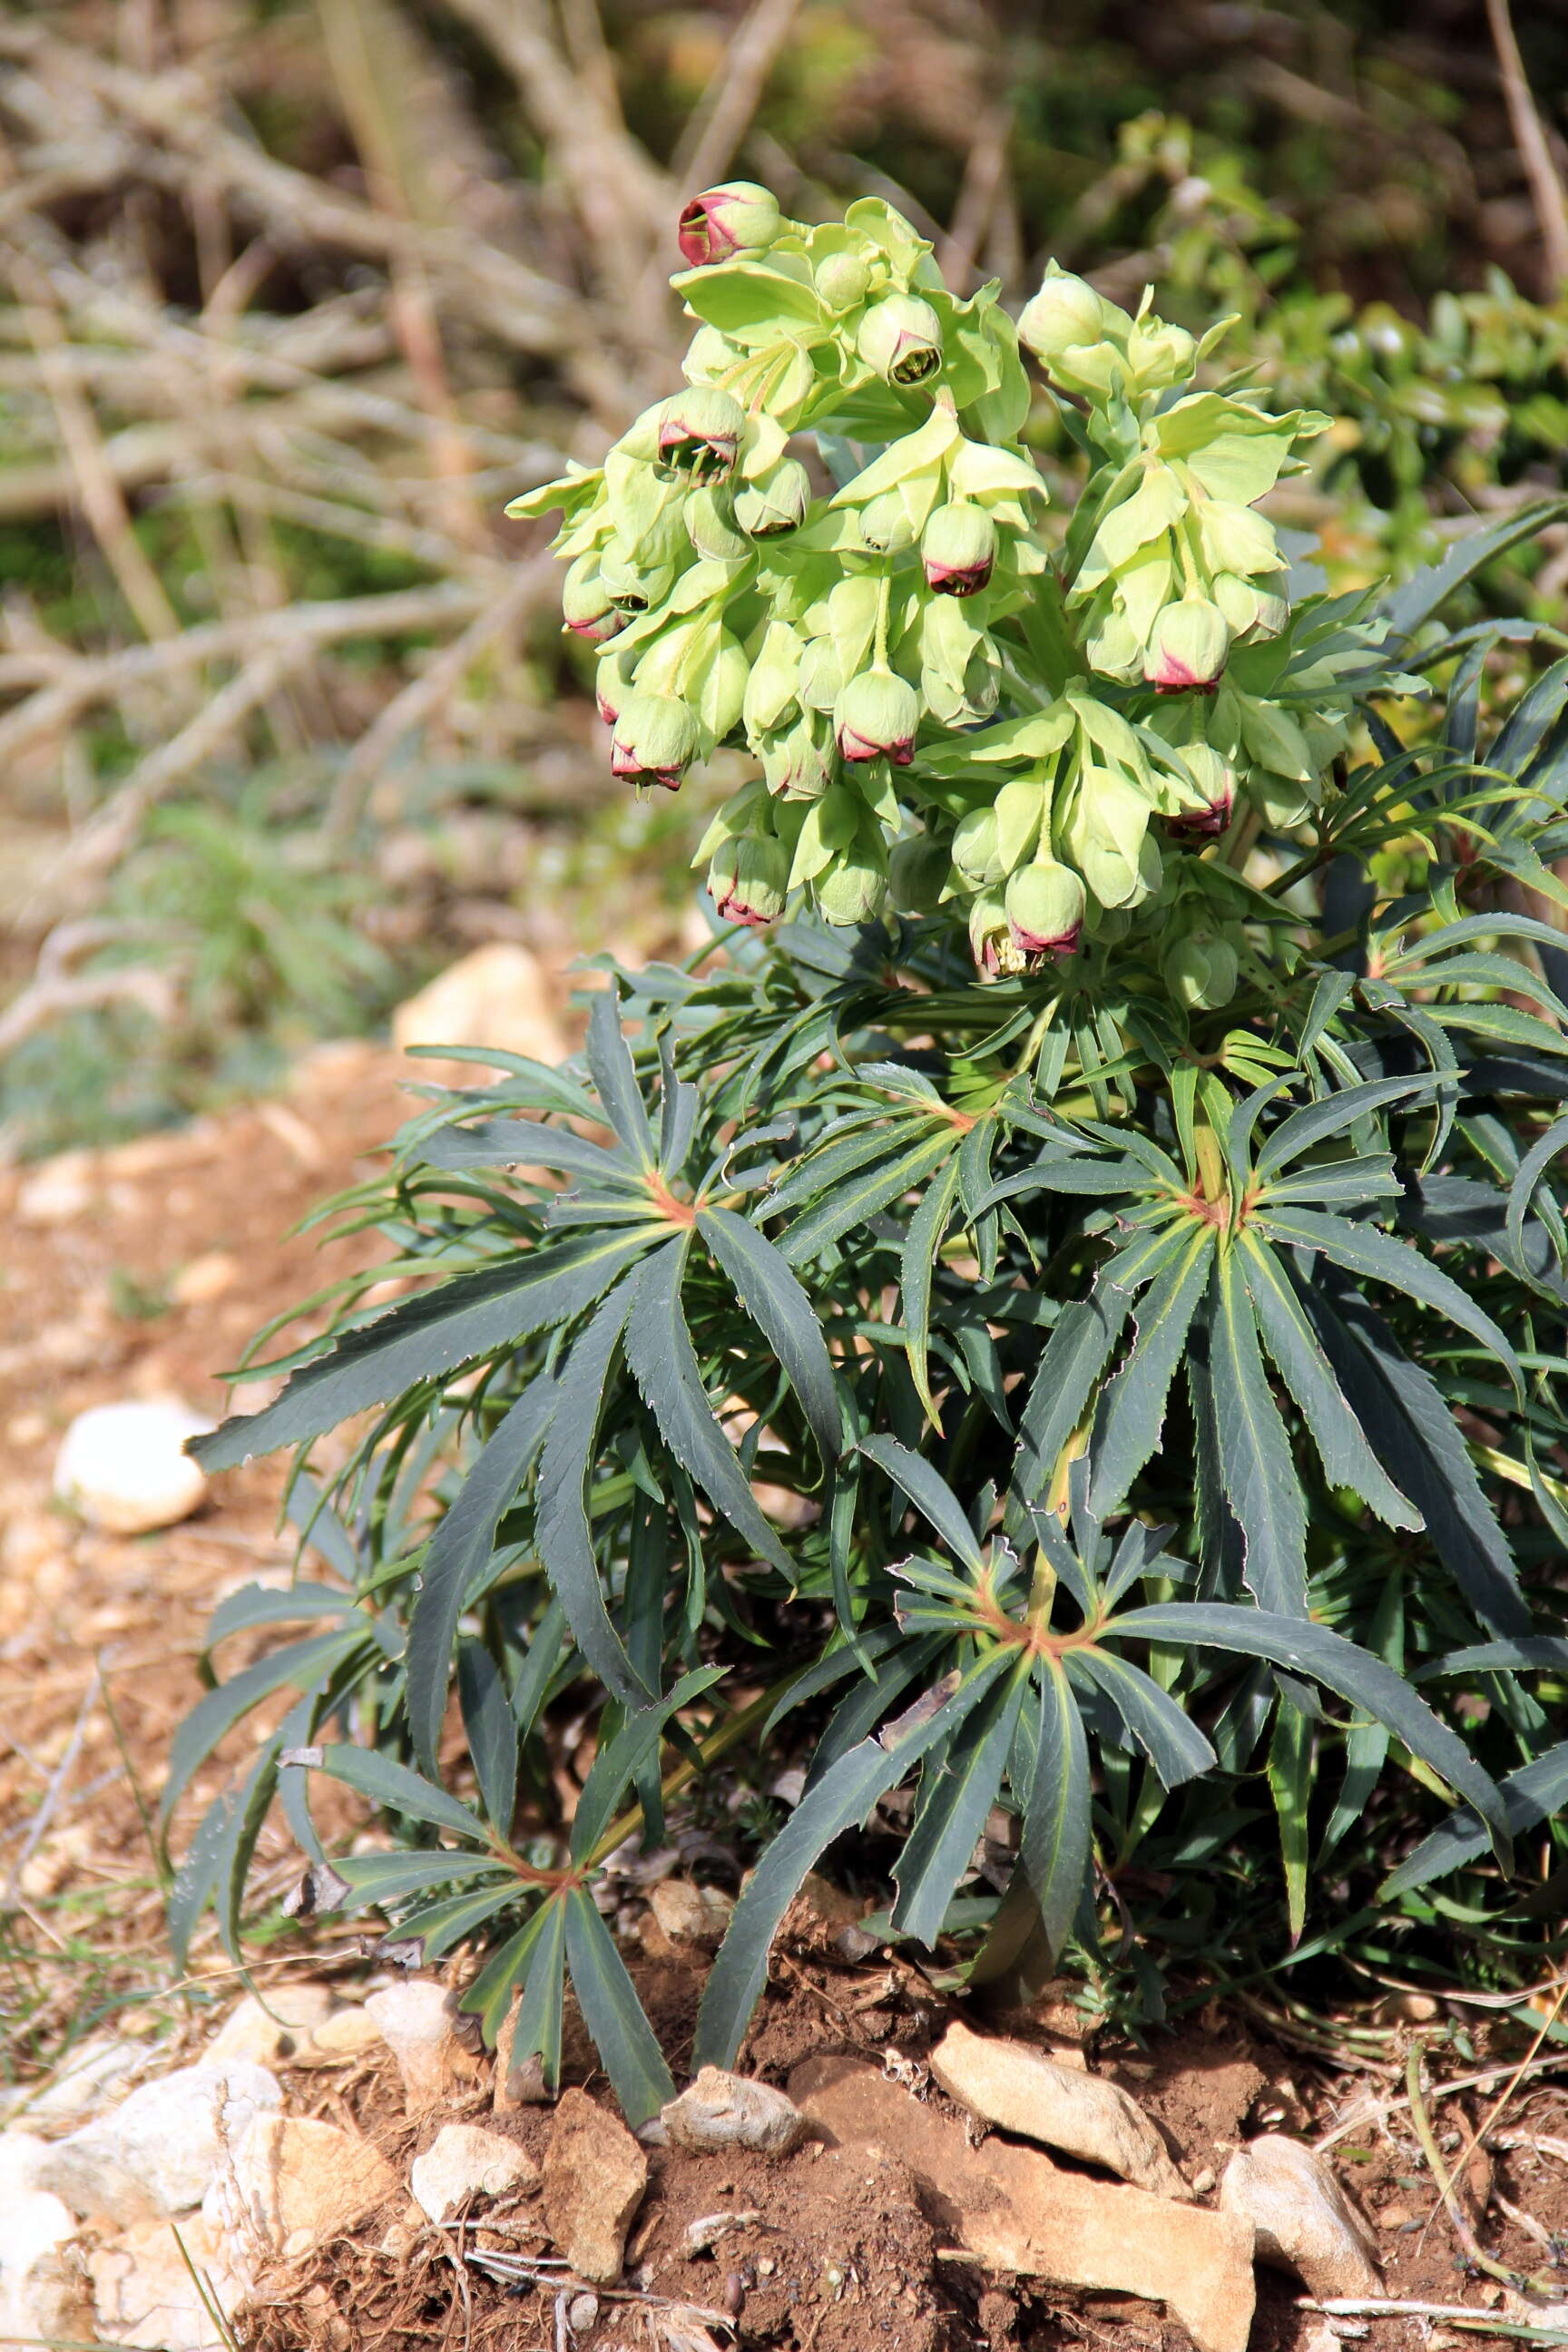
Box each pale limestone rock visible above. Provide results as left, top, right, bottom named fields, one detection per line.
left=16, top=1150, right=97, bottom=1225
left=1220, top=2135, right=1382, bottom=2298
left=34, top=2060, right=282, bottom=2225
left=297, top=2005, right=385, bottom=2065
left=661, top=2068, right=808, bottom=2158
left=929, top=2018, right=1191, bottom=2200
left=364, top=1981, right=480, bottom=2112
left=206, top=1984, right=335, bottom=2069
left=208, top=2113, right=399, bottom=2264
left=53, top=1398, right=214, bottom=1535
left=648, top=1880, right=733, bottom=1951
left=792, top=2054, right=1255, bottom=2352
left=0, top=2149, right=91, bottom=2352
left=170, top=1252, right=240, bottom=1307
left=87, top=2215, right=246, bottom=2352
left=0, top=2034, right=146, bottom=2128
left=542, top=2091, right=647, bottom=2286
left=391, top=944, right=567, bottom=1088
left=409, top=2123, right=538, bottom=2221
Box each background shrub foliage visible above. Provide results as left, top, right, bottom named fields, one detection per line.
left=176, top=189, right=1568, bottom=2122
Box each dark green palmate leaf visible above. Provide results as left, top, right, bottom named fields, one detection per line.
left=193, top=1232, right=648, bottom=1469
left=1109, top=1602, right=1511, bottom=1867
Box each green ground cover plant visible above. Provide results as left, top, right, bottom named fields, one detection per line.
left=173, top=185, right=1568, bottom=2120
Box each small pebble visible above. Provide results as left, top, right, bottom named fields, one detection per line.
left=1191, top=2166, right=1216, bottom=2195
left=567, top=2289, right=599, bottom=2333
left=724, top=2272, right=745, bottom=2316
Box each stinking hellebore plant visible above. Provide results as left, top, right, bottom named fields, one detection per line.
left=174, top=184, right=1568, bottom=2125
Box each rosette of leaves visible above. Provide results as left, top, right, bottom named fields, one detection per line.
left=169, top=207, right=1568, bottom=2120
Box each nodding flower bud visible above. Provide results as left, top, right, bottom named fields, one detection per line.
left=857, top=293, right=944, bottom=387
left=858, top=491, right=917, bottom=555
left=834, top=670, right=918, bottom=766
left=677, top=181, right=781, bottom=268
left=655, top=387, right=746, bottom=484
left=1164, top=929, right=1240, bottom=1013
left=761, top=719, right=832, bottom=800
left=735, top=457, right=810, bottom=538
left=921, top=503, right=996, bottom=597
left=609, top=691, right=701, bottom=791
left=815, top=251, right=874, bottom=313
left=1163, top=745, right=1235, bottom=838
left=1017, top=269, right=1111, bottom=368
left=562, top=553, right=628, bottom=642
left=951, top=806, right=1004, bottom=888
left=1004, top=860, right=1085, bottom=959
left=816, top=839, right=887, bottom=926
left=1144, top=599, right=1230, bottom=692
left=709, top=834, right=789, bottom=927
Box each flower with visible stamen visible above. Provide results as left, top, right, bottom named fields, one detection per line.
left=655, top=388, right=746, bottom=485
left=858, top=294, right=943, bottom=387
left=736, top=459, right=810, bottom=538
left=921, top=504, right=996, bottom=597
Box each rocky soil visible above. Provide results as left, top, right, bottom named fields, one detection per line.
left=2, top=963, right=1566, bottom=2352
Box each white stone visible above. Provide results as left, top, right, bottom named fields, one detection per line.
left=53, top=1398, right=215, bottom=1535
left=409, top=2123, right=538, bottom=2221
left=34, top=2059, right=282, bottom=2224
left=365, top=1980, right=480, bottom=2112
left=205, top=1984, right=336, bottom=2068
left=15, top=1150, right=97, bottom=1225
left=296, top=2004, right=385, bottom=2065
left=391, top=943, right=568, bottom=1088
left=0, top=2179, right=91, bottom=2350
left=0, top=2034, right=146, bottom=2128
left=648, top=1880, right=733, bottom=1950
left=88, top=2214, right=247, bottom=2351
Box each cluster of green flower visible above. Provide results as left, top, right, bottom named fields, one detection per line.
left=515, top=183, right=1373, bottom=996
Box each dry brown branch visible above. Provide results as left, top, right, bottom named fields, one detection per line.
left=0, top=579, right=491, bottom=770
left=5, top=251, right=181, bottom=641
left=0, top=937, right=176, bottom=1058
left=937, top=103, right=1013, bottom=290
left=0, top=22, right=588, bottom=358
left=1485, top=0, right=1568, bottom=296
left=672, top=0, right=804, bottom=193
left=438, top=0, right=667, bottom=283
left=322, top=555, right=554, bottom=839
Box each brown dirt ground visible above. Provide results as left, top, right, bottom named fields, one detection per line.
left=2, top=1048, right=1566, bottom=2352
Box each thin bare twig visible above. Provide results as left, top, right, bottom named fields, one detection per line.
left=1, top=1671, right=103, bottom=1912
left=322, top=556, right=552, bottom=841
left=673, top=0, right=804, bottom=194
left=1485, top=0, right=1568, bottom=296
